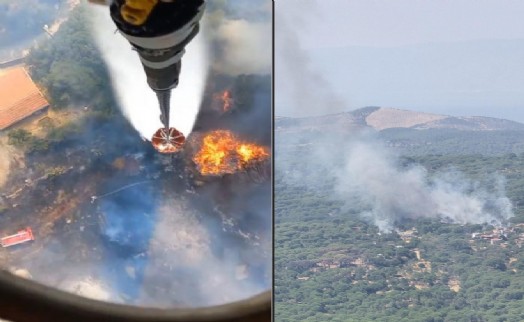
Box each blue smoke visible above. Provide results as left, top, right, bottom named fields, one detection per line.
left=99, top=182, right=157, bottom=301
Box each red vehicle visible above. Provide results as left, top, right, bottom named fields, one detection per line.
left=1, top=228, right=34, bottom=248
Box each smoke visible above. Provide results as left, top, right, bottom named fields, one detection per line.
left=6, top=162, right=271, bottom=307
left=83, top=1, right=270, bottom=306
left=88, top=5, right=208, bottom=139
left=136, top=192, right=270, bottom=307
left=279, top=131, right=514, bottom=232
left=333, top=137, right=513, bottom=232
left=86, top=160, right=270, bottom=308
left=276, top=4, right=514, bottom=232
left=0, top=1, right=270, bottom=309
left=204, top=0, right=271, bottom=76
left=60, top=277, right=113, bottom=302
left=6, top=240, right=125, bottom=304
left=275, top=1, right=345, bottom=117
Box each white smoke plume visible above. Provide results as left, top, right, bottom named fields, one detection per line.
left=88, top=5, right=208, bottom=139
left=276, top=3, right=514, bottom=232
left=275, top=1, right=345, bottom=117
left=332, top=138, right=513, bottom=232
left=210, top=19, right=270, bottom=75
left=136, top=196, right=270, bottom=307
left=204, top=0, right=271, bottom=76
left=279, top=132, right=514, bottom=232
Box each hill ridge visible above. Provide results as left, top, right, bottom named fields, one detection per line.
left=276, top=107, right=524, bottom=132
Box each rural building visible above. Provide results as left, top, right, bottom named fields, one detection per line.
left=0, top=67, right=49, bottom=130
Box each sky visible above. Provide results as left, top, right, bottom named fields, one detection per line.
left=275, top=0, right=524, bottom=122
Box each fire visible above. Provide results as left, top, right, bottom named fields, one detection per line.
left=151, top=127, right=185, bottom=153
left=214, top=90, right=233, bottom=113
left=221, top=90, right=232, bottom=112
left=193, top=130, right=269, bottom=176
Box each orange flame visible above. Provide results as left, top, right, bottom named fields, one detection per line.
left=214, top=90, right=233, bottom=113
left=193, top=130, right=269, bottom=176
left=221, top=90, right=232, bottom=112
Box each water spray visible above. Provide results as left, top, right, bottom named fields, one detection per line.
left=89, top=0, right=208, bottom=148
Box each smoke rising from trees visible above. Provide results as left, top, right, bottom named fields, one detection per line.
left=333, top=138, right=513, bottom=232
left=276, top=9, right=514, bottom=231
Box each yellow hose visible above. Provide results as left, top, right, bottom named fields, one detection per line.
left=120, top=0, right=158, bottom=26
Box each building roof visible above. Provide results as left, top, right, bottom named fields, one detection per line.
left=0, top=67, right=49, bottom=130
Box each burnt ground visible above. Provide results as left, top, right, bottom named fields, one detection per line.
left=0, top=74, right=271, bottom=307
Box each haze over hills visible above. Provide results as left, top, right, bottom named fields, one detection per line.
left=365, top=107, right=524, bottom=131
left=277, top=106, right=524, bottom=132
left=276, top=107, right=524, bottom=155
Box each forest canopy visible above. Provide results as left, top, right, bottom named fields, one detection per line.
left=25, top=5, right=116, bottom=112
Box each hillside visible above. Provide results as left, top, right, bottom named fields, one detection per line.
left=276, top=107, right=524, bottom=155
left=275, top=110, right=524, bottom=321
left=365, top=108, right=447, bottom=130
left=277, top=107, right=524, bottom=132
left=365, top=107, right=524, bottom=132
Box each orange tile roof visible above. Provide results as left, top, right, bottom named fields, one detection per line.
left=0, top=67, right=49, bottom=130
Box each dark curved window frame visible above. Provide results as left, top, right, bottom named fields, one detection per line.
left=0, top=271, right=271, bottom=322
